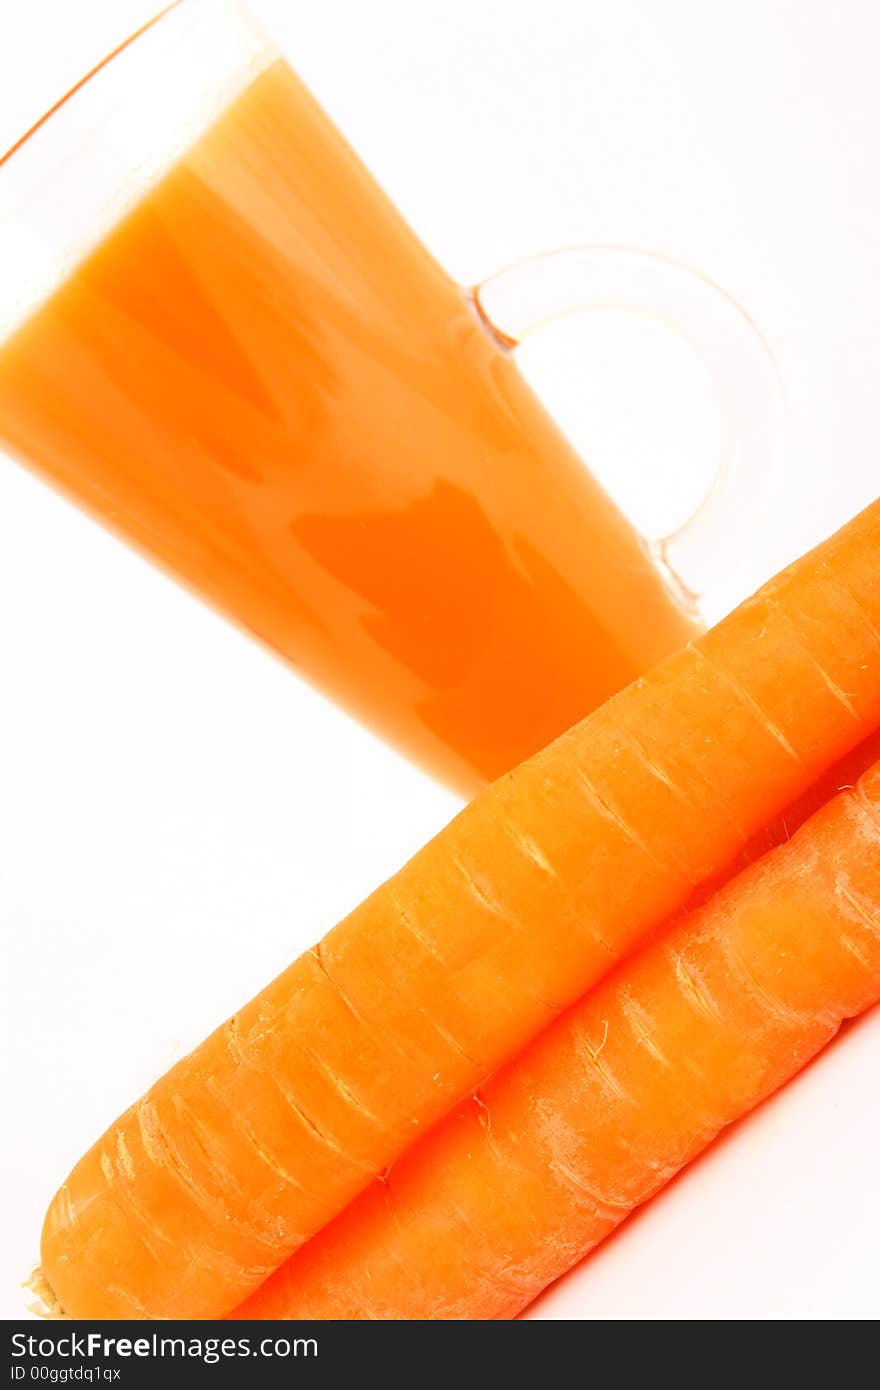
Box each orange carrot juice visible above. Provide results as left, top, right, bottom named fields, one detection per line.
left=0, top=54, right=697, bottom=792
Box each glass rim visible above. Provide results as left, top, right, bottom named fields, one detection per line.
left=0, top=0, right=276, bottom=342
left=0, top=2, right=183, bottom=171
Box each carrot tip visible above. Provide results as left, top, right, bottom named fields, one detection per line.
left=23, top=1267, right=66, bottom=1320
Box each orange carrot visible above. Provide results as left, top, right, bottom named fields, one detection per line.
left=41, top=501, right=880, bottom=1319
left=238, top=762, right=880, bottom=1320
left=686, top=725, right=880, bottom=906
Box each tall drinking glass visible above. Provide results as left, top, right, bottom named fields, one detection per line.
left=0, top=0, right=779, bottom=792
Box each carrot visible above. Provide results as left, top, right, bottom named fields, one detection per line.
left=237, top=762, right=880, bottom=1319
left=686, top=725, right=880, bottom=906
left=40, top=500, right=880, bottom=1319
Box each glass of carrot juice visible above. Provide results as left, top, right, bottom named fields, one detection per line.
left=0, top=0, right=779, bottom=793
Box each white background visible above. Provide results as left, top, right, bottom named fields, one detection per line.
left=1, top=0, right=879, bottom=1320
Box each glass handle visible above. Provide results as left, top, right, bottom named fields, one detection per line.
left=471, top=245, right=787, bottom=621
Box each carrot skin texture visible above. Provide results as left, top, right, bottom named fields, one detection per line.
left=41, top=501, right=880, bottom=1318
left=239, top=765, right=880, bottom=1320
